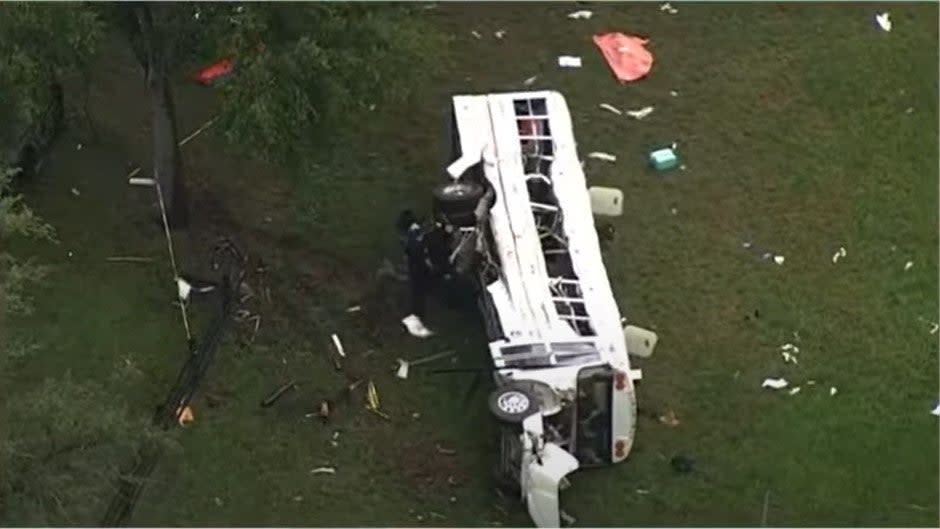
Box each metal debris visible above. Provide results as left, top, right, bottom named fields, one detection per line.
left=395, top=359, right=410, bottom=379
left=567, top=10, right=593, bottom=19
left=587, top=152, right=617, bottom=162
left=599, top=103, right=623, bottom=115
left=762, top=378, right=789, bottom=390
left=558, top=56, right=582, bottom=68
left=310, top=466, right=336, bottom=475
left=365, top=380, right=389, bottom=419
left=625, top=106, right=654, bottom=120
left=330, top=333, right=346, bottom=357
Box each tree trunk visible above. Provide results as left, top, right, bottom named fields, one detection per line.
left=146, top=59, right=187, bottom=229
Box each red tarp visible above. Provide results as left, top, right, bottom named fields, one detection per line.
left=592, top=33, right=654, bottom=83
left=194, top=59, right=234, bottom=86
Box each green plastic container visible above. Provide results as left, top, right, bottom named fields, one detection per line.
left=649, top=148, right=679, bottom=172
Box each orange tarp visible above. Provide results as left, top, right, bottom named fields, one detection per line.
left=592, top=33, right=654, bottom=83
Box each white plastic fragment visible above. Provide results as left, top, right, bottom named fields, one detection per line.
left=626, top=106, right=655, bottom=120
left=310, top=466, right=336, bottom=475
left=330, top=333, right=346, bottom=357
left=599, top=103, right=623, bottom=115
left=346, top=305, right=362, bottom=313
left=567, top=10, right=593, bottom=19
left=494, top=30, right=506, bottom=39
left=402, top=314, right=434, bottom=338
left=788, top=386, right=801, bottom=395
left=628, top=368, right=643, bottom=381
left=930, top=323, right=939, bottom=335
left=669, top=90, right=679, bottom=97
left=931, top=403, right=940, bottom=417
left=587, top=152, right=617, bottom=162
left=659, top=3, right=678, bottom=14
left=176, top=277, right=192, bottom=301
left=829, top=386, right=838, bottom=396
left=904, top=261, right=914, bottom=271
left=471, top=30, right=482, bottom=39
left=773, top=255, right=785, bottom=265
left=523, top=75, right=538, bottom=86
left=875, top=12, right=892, bottom=32
left=558, top=56, right=583, bottom=68
left=70, top=188, right=81, bottom=197
left=762, top=378, right=789, bottom=390
left=807, top=380, right=816, bottom=385
left=395, top=359, right=410, bottom=379
left=780, top=343, right=800, bottom=353
left=781, top=351, right=798, bottom=364
left=832, top=246, right=847, bottom=263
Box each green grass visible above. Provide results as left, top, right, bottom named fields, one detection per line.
left=4, top=3, right=938, bottom=527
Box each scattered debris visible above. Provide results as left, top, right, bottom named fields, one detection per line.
left=471, top=30, right=482, bottom=39
left=345, top=305, right=362, bottom=313
left=567, top=10, right=593, bottom=19
left=435, top=443, right=457, bottom=455
left=587, top=151, right=617, bottom=162
left=599, top=103, right=623, bottom=115
left=904, top=260, right=914, bottom=271
left=773, top=255, right=785, bottom=266
left=429, top=512, right=447, bottom=520
left=875, top=12, right=892, bottom=32
left=402, top=314, right=434, bottom=338
left=558, top=55, right=583, bottom=68
left=176, top=405, right=195, bottom=426
left=318, top=400, right=333, bottom=423
left=762, top=378, right=789, bottom=390
left=176, top=277, right=193, bottom=301
left=659, top=2, right=678, bottom=14
left=411, top=412, right=421, bottom=419
left=932, top=403, right=940, bottom=417
left=780, top=343, right=800, bottom=353
left=781, top=351, right=798, bottom=364
left=330, top=333, right=346, bottom=357
left=70, top=187, right=81, bottom=196
left=395, top=359, right=410, bottom=379
left=396, top=350, right=457, bottom=379
left=365, top=380, right=389, bottom=419
left=76, top=143, right=83, bottom=151
left=905, top=106, right=914, bottom=114
left=523, top=75, right=538, bottom=86
left=829, top=386, right=838, bottom=396
left=930, top=323, right=939, bottom=335
left=636, top=488, right=650, bottom=495
left=670, top=207, right=678, bottom=215
left=788, top=386, right=801, bottom=396
left=560, top=510, right=576, bottom=526
left=626, top=106, right=654, bottom=120
left=670, top=455, right=694, bottom=474
left=658, top=409, right=680, bottom=427
left=310, top=466, right=336, bottom=475
left=832, top=246, right=847, bottom=263
left=649, top=147, right=679, bottom=171
left=178, top=116, right=219, bottom=147
left=213, top=497, right=223, bottom=507
left=593, top=33, right=654, bottom=83
left=494, top=30, right=507, bottom=39
left=260, top=381, right=296, bottom=408
left=293, top=495, right=303, bottom=502
left=742, top=241, right=753, bottom=249
left=669, top=90, right=679, bottom=97
left=806, top=380, right=816, bottom=386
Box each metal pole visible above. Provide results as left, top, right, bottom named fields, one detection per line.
left=153, top=175, right=191, bottom=342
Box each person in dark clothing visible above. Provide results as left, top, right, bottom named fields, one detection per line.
left=398, top=210, right=434, bottom=337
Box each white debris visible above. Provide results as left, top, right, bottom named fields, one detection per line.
left=806, top=380, right=816, bottom=386
left=781, top=351, right=798, bottom=364
left=773, top=255, right=785, bottom=266
left=70, top=188, right=81, bottom=197
left=636, top=488, right=650, bottom=495
left=829, top=386, right=838, bottom=396
left=762, top=378, right=789, bottom=390
left=875, top=12, right=892, bottom=32
left=659, top=2, right=678, bottom=14
left=625, top=106, right=655, bottom=120
left=788, top=386, right=801, bottom=395
left=395, top=359, right=410, bottom=379
left=670, top=207, right=678, bottom=215
left=932, top=403, right=940, bottom=417
left=599, top=103, right=623, bottom=115
left=523, top=75, right=538, bottom=86
left=567, top=10, right=593, bottom=19
left=310, top=466, right=336, bottom=475
left=904, top=261, right=914, bottom=271
left=346, top=305, right=362, bottom=313
left=76, top=143, right=83, bottom=151
left=832, top=246, right=847, bottom=263
left=330, top=333, right=346, bottom=357
left=558, top=56, right=583, bottom=68
left=494, top=30, right=506, bottom=39
left=669, top=90, right=679, bottom=97
left=402, top=314, right=434, bottom=338
left=930, top=323, right=939, bottom=335
left=587, top=152, right=617, bottom=162
left=742, top=241, right=752, bottom=249
left=176, top=277, right=192, bottom=301
left=471, top=30, right=482, bottom=39
left=780, top=343, right=800, bottom=353
left=905, top=106, right=914, bottom=114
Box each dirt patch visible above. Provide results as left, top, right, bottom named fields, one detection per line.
left=392, top=437, right=466, bottom=492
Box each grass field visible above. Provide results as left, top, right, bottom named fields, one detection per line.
left=5, top=3, right=939, bottom=526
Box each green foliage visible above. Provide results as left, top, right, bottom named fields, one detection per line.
left=0, top=4, right=102, bottom=130
left=0, top=168, right=54, bottom=317
left=0, top=377, right=171, bottom=526
left=211, top=4, right=444, bottom=163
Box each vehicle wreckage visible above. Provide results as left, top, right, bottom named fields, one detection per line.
left=429, top=91, right=659, bottom=527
